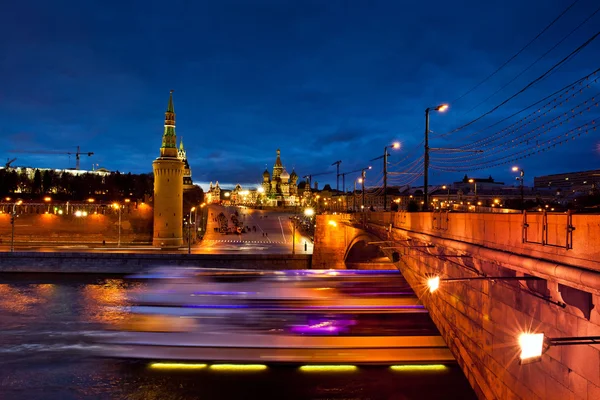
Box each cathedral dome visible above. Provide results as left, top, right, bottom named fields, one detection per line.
left=290, top=169, right=297, bottom=179
left=263, top=169, right=270, bottom=177
left=280, top=169, right=290, bottom=180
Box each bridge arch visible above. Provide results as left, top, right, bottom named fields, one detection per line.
left=344, top=233, right=392, bottom=269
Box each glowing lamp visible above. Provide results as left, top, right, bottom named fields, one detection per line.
left=519, top=333, right=545, bottom=362
left=427, top=276, right=440, bottom=293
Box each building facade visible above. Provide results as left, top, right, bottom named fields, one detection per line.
left=261, top=149, right=299, bottom=206
left=152, top=91, right=184, bottom=248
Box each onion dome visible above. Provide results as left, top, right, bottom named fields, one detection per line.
left=280, top=169, right=290, bottom=180
left=263, top=169, right=270, bottom=178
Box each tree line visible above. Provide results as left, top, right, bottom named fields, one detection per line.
left=0, top=169, right=155, bottom=202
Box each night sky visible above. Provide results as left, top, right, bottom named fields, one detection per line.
left=1, top=0, right=599, bottom=191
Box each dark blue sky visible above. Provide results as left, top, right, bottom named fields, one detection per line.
left=1, top=0, right=599, bottom=190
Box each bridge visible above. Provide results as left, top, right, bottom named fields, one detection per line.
left=313, top=211, right=600, bottom=400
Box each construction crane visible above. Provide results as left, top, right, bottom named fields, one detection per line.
left=5, top=158, right=17, bottom=169
left=331, top=160, right=342, bottom=191
left=302, top=171, right=336, bottom=190
left=8, top=146, right=94, bottom=170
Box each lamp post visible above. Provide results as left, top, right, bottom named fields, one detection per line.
left=361, top=166, right=371, bottom=212
left=512, top=166, right=525, bottom=211
left=188, top=206, right=196, bottom=254
left=442, top=185, right=450, bottom=205
left=468, top=178, right=478, bottom=200
left=112, top=203, right=121, bottom=247
left=10, top=199, right=23, bottom=252
left=383, top=142, right=401, bottom=211
left=424, top=104, right=449, bottom=211
left=353, top=179, right=359, bottom=212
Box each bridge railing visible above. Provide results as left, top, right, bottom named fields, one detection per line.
left=360, top=211, right=600, bottom=273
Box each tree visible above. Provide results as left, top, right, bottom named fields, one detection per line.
left=32, top=169, right=42, bottom=195
left=42, top=170, right=54, bottom=194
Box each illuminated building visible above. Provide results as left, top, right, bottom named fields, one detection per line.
left=152, top=90, right=184, bottom=248
left=177, top=138, right=194, bottom=191
left=205, top=181, right=221, bottom=204
left=260, top=149, right=299, bottom=206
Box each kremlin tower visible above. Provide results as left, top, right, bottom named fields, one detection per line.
left=152, top=90, right=185, bottom=248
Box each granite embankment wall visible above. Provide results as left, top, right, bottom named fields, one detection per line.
left=314, top=213, right=600, bottom=400
left=0, top=252, right=312, bottom=274
left=0, top=205, right=153, bottom=244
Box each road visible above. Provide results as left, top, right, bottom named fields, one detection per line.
left=199, top=205, right=313, bottom=254
left=0, top=205, right=313, bottom=255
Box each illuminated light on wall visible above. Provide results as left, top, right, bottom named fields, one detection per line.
left=390, top=365, right=447, bottom=371
left=209, top=364, right=267, bottom=371
left=299, top=365, right=357, bottom=372
left=519, top=333, right=545, bottom=362
left=149, top=363, right=207, bottom=370
left=328, top=220, right=337, bottom=227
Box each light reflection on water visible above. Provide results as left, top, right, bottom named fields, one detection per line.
left=0, top=274, right=476, bottom=400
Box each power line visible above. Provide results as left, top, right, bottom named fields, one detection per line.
left=450, top=0, right=581, bottom=104
left=459, top=4, right=600, bottom=117
left=443, top=29, right=600, bottom=136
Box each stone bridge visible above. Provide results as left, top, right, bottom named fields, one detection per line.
left=313, top=211, right=600, bottom=400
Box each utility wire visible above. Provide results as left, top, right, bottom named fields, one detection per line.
left=450, top=0, right=581, bottom=104
left=442, top=29, right=600, bottom=136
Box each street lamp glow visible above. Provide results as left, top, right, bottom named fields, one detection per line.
left=190, top=206, right=196, bottom=212
left=519, top=333, right=545, bottom=362
left=257, top=187, right=265, bottom=193
left=391, top=142, right=400, bottom=149
left=436, top=104, right=449, bottom=112
left=304, top=208, right=314, bottom=217
left=224, top=192, right=230, bottom=197
left=468, top=178, right=474, bottom=183
left=512, top=166, right=519, bottom=172
left=44, top=197, right=51, bottom=202
left=427, top=276, right=440, bottom=293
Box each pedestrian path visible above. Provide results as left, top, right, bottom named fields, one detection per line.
left=203, top=239, right=286, bottom=245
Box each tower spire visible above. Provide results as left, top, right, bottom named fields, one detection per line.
left=160, top=90, right=177, bottom=155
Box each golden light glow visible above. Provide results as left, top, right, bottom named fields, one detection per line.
left=209, top=364, right=267, bottom=371
left=87, top=198, right=95, bottom=203
left=519, top=333, right=545, bottom=361
left=44, top=196, right=51, bottom=202
left=16, top=200, right=23, bottom=205
left=224, top=192, right=231, bottom=197
left=437, top=104, right=449, bottom=112
left=512, top=166, right=519, bottom=172
left=304, top=208, right=314, bottom=217
left=427, top=276, right=440, bottom=293
left=442, top=185, right=447, bottom=189
left=392, top=142, right=401, bottom=149
left=190, top=206, right=196, bottom=212
left=124, top=198, right=131, bottom=203
left=150, top=363, right=207, bottom=370
left=390, top=365, right=447, bottom=371
left=299, top=365, right=357, bottom=372
left=257, top=187, right=265, bottom=193
left=328, top=220, right=337, bottom=227
left=112, top=202, right=119, bottom=209
left=468, top=178, right=474, bottom=183
left=5, top=197, right=11, bottom=201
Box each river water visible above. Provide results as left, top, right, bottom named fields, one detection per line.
left=0, top=274, right=476, bottom=400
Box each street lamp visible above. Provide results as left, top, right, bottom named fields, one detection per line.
left=10, top=199, right=23, bottom=252
left=442, top=185, right=450, bottom=205
left=512, top=166, right=525, bottom=210
left=383, top=142, right=401, bottom=211
left=424, top=104, right=449, bottom=211
left=188, top=206, right=196, bottom=254
left=361, top=166, right=371, bottom=212
left=468, top=178, right=478, bottom=199
left=112, top=202, right=122, bottom=247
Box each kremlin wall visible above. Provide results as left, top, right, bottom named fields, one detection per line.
left=0, top=203, right=153, bottom=245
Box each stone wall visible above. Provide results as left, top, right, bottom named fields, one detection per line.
left=0, top=205, right=153, bottom=244
left=0, top=252, right=312, bottom=274
left=314, top=213, right=600, bottom=400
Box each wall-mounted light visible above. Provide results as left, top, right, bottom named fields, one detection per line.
left=518, top=332, right=600, bottom=364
